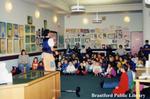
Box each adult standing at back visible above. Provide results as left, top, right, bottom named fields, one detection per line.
left=143, top=40, right=150, bottom=59
left=115, top=45, right=127, bottom=56
left=143, top=40, right=150, bottom=49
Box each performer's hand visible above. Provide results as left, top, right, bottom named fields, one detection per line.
left=55, top=51, right=59, bottom=55
left=115, top=86, right=118, bottom=89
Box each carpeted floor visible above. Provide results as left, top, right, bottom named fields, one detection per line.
left=59, top=74, right=138, bottom=99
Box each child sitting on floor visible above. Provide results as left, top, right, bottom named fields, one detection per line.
left=61, top=59, right=69, bottom=73
left=93, top=61, right=102, bottom=76
left=66, top=61, right=76, bottom=74
left=136, top=58, right=144, bottom=67
left=112, top=64, right=129, bottom=95
left=37, top=61, right=44, bottom=71
left=73, top=59, right=80, bottom=69
left=104, top=63, right=116, bottom=78
left=11, top=66, right=21, bottom=75
left=57, top=61, right=62, bottom=71
left=76, top=63, right=87, bottom=75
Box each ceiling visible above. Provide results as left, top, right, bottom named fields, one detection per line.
left=22, top=0, right=143, bottom=14
left=63, top=0, right=142, bottom=6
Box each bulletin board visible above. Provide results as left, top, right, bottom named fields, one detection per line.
left=64, top=26, right=131, bottom=49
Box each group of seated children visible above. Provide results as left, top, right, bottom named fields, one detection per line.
left=56, top=51, right=143, bottom=78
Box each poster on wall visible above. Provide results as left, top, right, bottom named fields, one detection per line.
left=27, top=16, right=33, bottom=24
left=13, top=24, right=19, bottom=39
left=7, top=23, right=13, bottom=38
left=58, top=35, right=64, bottom=48
left=44, top=20, right=47, bottom=29
left=18, top=25, right=24, bottom=38
left=103, top=33, right=107, bottom=39
left=31, top=26, right=35, bottom=33
left=25, top=35, right=30, bottom=43
left=31, top=44, right=36, bottom=51
left=7, top=39, right=13, bottom=53
left=0, top=38, right=6, bottom=53
left=26, top=44, right=30, bottom=52
left=14, top=39, right=20, bottom=53
left=19, top=39, right=24, bottom=51
left=116, top=30, right=123, bottom=39
left=31, top=35, right=35, bottom=43
left=25, top=25, right=30, bottom=33
left=0, top=22, right=6, bottom=38
left=123, top=31, right=130, bottom=48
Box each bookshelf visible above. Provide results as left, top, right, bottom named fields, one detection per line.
left=25, top=25, right=37, bottom=52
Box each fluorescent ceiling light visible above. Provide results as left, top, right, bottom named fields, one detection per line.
left=71, top=0, right=85, bottom=13
left=145, top=0, right=150, bottom=4
left=92, top=12, right=102, bottom=23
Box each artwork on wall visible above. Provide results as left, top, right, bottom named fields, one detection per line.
left=26, top=44, right=30, bottom=52
left=116, top=30, right=123, bottom=39
left=27, top=16, right=33, bottom=24
left=0, top=38, right=6, bottom=53
left=110, top=44, right=117, bottom=49
left=25, top=25, right=30, bottom=33
left=44, top=20, right=47, bottom=29
left=7, top=39, right=13, bottom=53
left=13, top=24, right=19, bottom=39
left=107, top=33, right=115, bottom=39
left=102, top=44, right=106, bottom=49
left=0, top=22, right=6, bottom=38
left=97, top=34, right=102, bottom=39
left=31, top=44, right=36, bottom=51
left=18, top=25, right=24, bottom=38
left=35, top=29, right=43, bottom=51
left=31, top=26, right=35, bottom=33
left=19, top=39, right=24, bottom=50
left=103, top=33, right=107, bottom=39
left=58, top=35, right=64, bottom=48
left=25, top=35, right=30, bottom=43
left=64, top=26, right=131, bottom=49
left=31, top=35, right=35, bottom=43
left=14, top=39, right=20, bottom=53
left=7, top=23, right=13, bottom=38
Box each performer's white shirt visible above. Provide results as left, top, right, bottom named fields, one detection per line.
left=48, top=38, right=55, bottom=47
left=42, top=38, right=55, bottom=58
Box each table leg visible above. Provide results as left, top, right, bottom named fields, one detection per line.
left=136, top=81, right=140, bottom=99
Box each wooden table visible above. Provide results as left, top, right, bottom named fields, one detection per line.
left=135, top=67, right=150, bottom=99
left=0, top=71, right=60, bottom=99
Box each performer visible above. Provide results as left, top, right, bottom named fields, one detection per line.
left=42, top=29, right=57, bottom=71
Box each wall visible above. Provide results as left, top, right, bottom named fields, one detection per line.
left=143, top=1, right=150, bottom=42
left=0, top=0, right=63, bottom=31
left=65, top=12, right=143, bottom=31
left=0, top=0, right=64, bottom=71
left=64, top=12, right=143, bottom=51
